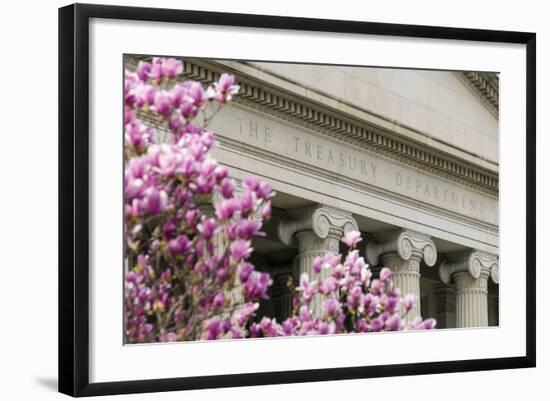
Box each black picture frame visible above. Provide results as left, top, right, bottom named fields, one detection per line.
left=58, top=3, right=536, bottom=397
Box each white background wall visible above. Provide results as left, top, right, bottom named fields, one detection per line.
left=0, top=0, right=546, bottom=399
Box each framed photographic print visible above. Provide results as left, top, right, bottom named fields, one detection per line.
left=58, top=3, right=536, bottom=397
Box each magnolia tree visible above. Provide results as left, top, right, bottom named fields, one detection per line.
left=124, top=57, right=436, bottom=343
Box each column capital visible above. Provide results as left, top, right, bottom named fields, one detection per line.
left=439, top=250, right=499, bottom=285
left=277, top=204, right=358, bottom=245
left=365, top=229, right=437, bottom=267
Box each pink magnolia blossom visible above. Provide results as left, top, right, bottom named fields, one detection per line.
left=230, top=240, right=252, bottom=261
left=380, top=267, right=393, bottom=282
left=312, top=256, right=323, bottom=274
left=209, top=73, right=240, bottom=103
left=261, top=202, right=272, bottom=220
left=161, top=57, right=183, bottom=79
left=403, top=294, right=416, bottom=311
left=342, top=230, right=362, bottom=248
left=219, top=178, right=235, bottom=199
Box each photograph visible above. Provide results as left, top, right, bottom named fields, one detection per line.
left=123, top=54, right=500, bottom=344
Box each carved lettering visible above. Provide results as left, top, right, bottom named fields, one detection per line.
left=238, top=117, right=243, bottom=133
left=238, top=118, right=273, bottom=145
left=348, top=155, right=356, bottom=171
left=250, top=121, right=258, bottom=138
left=451, top=192, right=458, bottom=206
left=305, top=141, right=312, bottom=157
left=338, top=152, right=345, bottom=168
left=328, top=148, right=334, bottom=164
left=370, top=163, right=377, bottom=179
left=218, top=115, right=496, bottom=224
left=390, top=171, right=490, bottom=219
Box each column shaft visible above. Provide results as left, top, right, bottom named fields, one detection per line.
left=454, top=271, right=489, bottom=328
left=381, top=253, right=421, bottom=323
left=434, top=283, right=456, bottom=329
left=294, top=231, right=339, bottom=316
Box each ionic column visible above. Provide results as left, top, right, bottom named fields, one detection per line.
left=366, top=229, right=437, bottom=322
left=439, top=250, right=499, bottom=328
left=278, top=204, right=358, bottom=316
left=434, top=284, right=456, bottom=328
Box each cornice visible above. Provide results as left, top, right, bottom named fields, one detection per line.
left=125, top=56, right=499, bottom=196
left=455, top=72, right=499, bottom=118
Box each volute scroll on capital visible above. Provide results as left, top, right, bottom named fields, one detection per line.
left=365, top=229, right=437, bottom=267
left=277, top=204, right=358, bottom=246
left=439, top=250, right=499, bottom=285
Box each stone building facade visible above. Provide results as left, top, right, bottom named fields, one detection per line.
left=126, top=55, right=499, bottom=329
